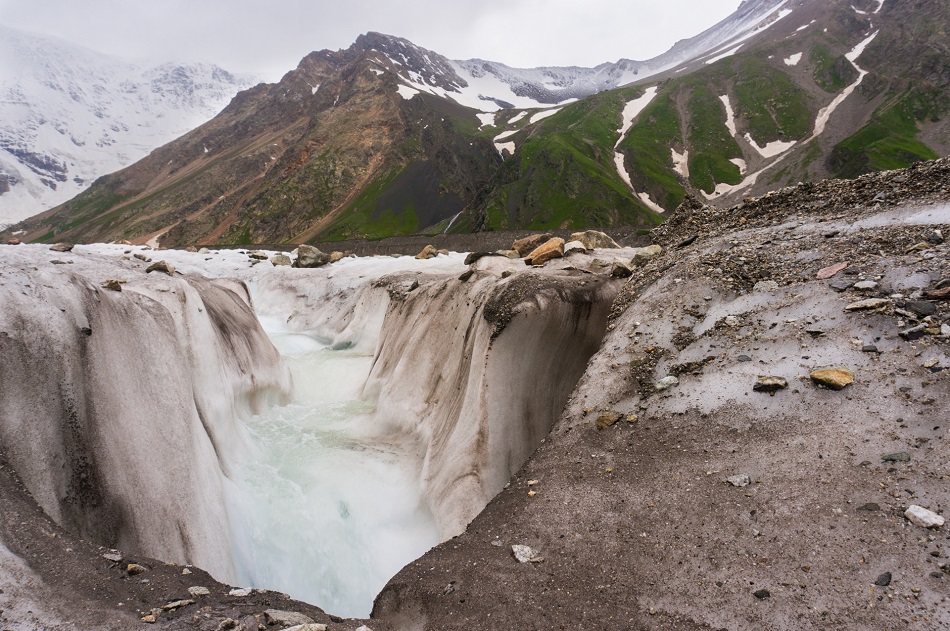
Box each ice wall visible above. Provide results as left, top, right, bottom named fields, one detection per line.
left=0, top=246, right=291, bottom=580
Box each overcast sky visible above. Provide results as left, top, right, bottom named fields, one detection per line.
left=1, top=0, right=741, bottom=81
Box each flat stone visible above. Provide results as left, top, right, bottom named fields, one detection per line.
left=654, top=376, right=679, bottom=391
left=845, top=298, right=889, bottom=311
left=464, top=252, right=497, bottom=265
left=882, top=452, right=911, bottom=463
left=727, top=474, right=751, bottom=488
left=248, top=250, right=269, bottom=260
left=857, top=503, right=881, bottom=512
left=753, top=589, right=771, bottom=600
left=49, top=243, right=74, bottom=252
left=905, top=505, right=945, bottom=529
left=228, top=588, right=252, bottom=597
left=738, top=355, right=752, bottom=362
left=905, top=301, right=937, bottom=317
left=753, top=376, right=788, bottom=394
left=161, top=599, right=195, bottom=611
left=187, top=586, right=210, bottom=597
left=900, top=324, right=927, bottom=341
left=829, top=278, right=854, bottom=292
left=853, top=280, right=878, bottom=290
left=264, top=610, right=315, bottom=626
left=810, top=366, right=855, bottom=390
left=817, top=261, right=848, bottom=279
left=101, top=552, right=123, bottom=563
left=329, top=251, right=344, bottom=263
left=862, top=345, right=879, bottom=353
left=270, top=254, right=292, bottom=267
left=284, top=625, right=328, bottom=631
left=753, top=280, right=779, bottom=292
left=524, top=238, right=565, bottom=266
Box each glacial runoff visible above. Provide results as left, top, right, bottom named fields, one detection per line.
left=0, top=241, right=630, bottom=616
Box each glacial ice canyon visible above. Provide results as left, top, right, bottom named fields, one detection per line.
left=0, top=244, right=624, bottom=616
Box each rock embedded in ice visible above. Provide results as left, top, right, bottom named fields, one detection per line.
left=655, top=376, right=679, bottom=391
left=270, top=254, right=292, bottom=267
left=49, top=242, right=74, bottom=252
left=329, top=251, right=344, bottom=263
left=569, top=230, right=620, bottom=249
left=512, top=233, right=553, bottom=257
left=248, top=250, right=269, bottom=260
left=524, top=238, right=565, bottom=266
left=511, top=544, right=541, bottom=563
left=101, top=279, right=123, bottom=292
left=905, top=505, right=945, bottom=529
left=294, top=244, right=330, bottom=268
left=415, top=244, right=439, bottom=260
left=145, top=260, right=175, bottom=275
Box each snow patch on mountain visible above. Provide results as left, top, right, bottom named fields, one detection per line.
left=613, top=87, right=663, bottom=213
left=784, top=52, right=803, bottom=66
left=0, top=26, right=256, bottom=228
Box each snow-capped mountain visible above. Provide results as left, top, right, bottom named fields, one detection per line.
left=375, top=0, right=792, bottom=110
left=0, top=26, right=257, bottom=228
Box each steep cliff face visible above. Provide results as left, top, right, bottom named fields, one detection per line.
left=0, top=246, right=291, bottom=580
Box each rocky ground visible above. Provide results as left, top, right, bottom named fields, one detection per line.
left=1, top=160, right=949, bottom=630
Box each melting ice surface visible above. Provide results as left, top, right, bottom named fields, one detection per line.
left=223, top=313, right=440, bottom=618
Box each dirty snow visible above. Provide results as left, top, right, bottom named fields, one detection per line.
left=745, top=133, right=797, bottom=158
left=671, top=148, right=690, bottom=178
left=719, top=95, right=738, bottom=137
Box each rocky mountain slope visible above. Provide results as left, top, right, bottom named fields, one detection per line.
left=0, top=26, right=257, bottom=228
left=6, top=0, right=949, bottom=248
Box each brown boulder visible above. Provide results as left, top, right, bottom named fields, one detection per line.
left=512, top=234, right=553, bottom=257
left=524, top=238, right=565, bottom=266
left=415, top=245, right=439, bottom=260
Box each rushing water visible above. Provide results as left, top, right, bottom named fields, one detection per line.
left=223, top=314, right=439, bottom=617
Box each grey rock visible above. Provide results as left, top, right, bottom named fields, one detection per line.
left=248, top=250, right=269, bottom=260
left=568, top=230, right=620, bottom=249
left=753, top=589, right=771, bottom=599
left=284, top=625, right=328, bottom=631
left=295, top=245, right=331, bottom=268
left=187, top=586, right=210, bottom=597
left=264, top=610, right=315, bottom=626
left=228, top=587, right=252, bottom=597
left=753, top=280, right=779, bottom=292
left=511, top=544, right=541, bottom=563
left=882, top=452, right=911, bottom=463
left=845, top=298, right=889, bottom=311
left=853, top=280, right=878, bottom=290
left=49, top=243, right=74, bottom=252
left=270, top=254, right=292, bottom=267
left=829, top=278, right=854, bottom=292
left=862, top=345, right=879, bottom=353
left=905, top=301, right=937, bottom=317
left=654, top=376, right=679, bottom=391
left=101, top=552, right=123, bottom=563
left=726, top=474, right=751, bottom=488
left=874, top=572, right=892, bottom=587
left=899, top=324, right=927, bottom=341
left=610, top=260, right=633, bottom=278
